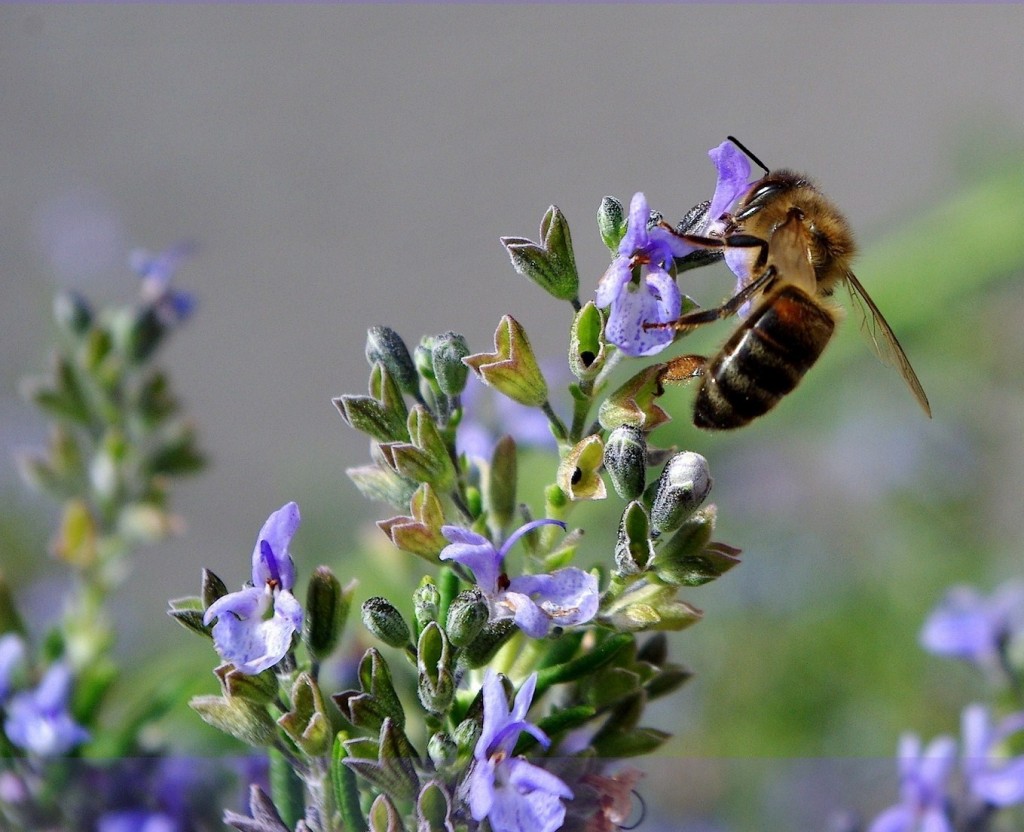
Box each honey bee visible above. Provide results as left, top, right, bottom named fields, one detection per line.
left=648, top=137, right=931, bottom=430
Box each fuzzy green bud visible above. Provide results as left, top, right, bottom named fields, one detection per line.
left=417, top=622, right=454, bottom=714
left=304, top=567, right=355, bottom=661
left=365, top=326, right=419, bottom=397
left=377, top=483, right=447, bottom=561
left=568, top=301, right=607, bottom=381
left=431, top=331, right=471, bottom=396
left=650, top=452, right=712, bottom=534
left=413, top=578, right=441, bottom=628
left=614, top=501, right=654, bottom=577
left=417, top=781, right=455, bottom=832
left=278, top=672, right=332, bottom=756
left=189, top=695, right=276, bottom=747
left=484, top=435, right=518, bottom=532
left=445, top=589, right=489, bottom=647
left=603, top=424, right=647, bottom=500
left=362, top=597, right=412, bottom=648
left=598, top=196, right=626, bottom=252
left=377, top=406, right=456, bottom=490
left=427, top=732, right=457, bottom=770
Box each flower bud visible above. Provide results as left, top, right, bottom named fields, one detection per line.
left=500, top=205, right=580, bottom=303
left=431, top=332, right=471, bottom=397
left=614, top=501, right=654, bottom=577
left=346, top=463, right=418, bottom=511
left=557, top=434, right=607, bottom=501
left=362, top=597, right=412, bottom=648
left=53, top=291, right=93, bottom=337
left=650, top=452, right=712, bottom=534
left=603, top=425, right=647, bottom=500
left=304, top=567, right=355, bottom=661
left=216, top=663, right=279, bottom=705
left=369, top=794, right=403, bottom=832
left=333, top=648, right=406, bottom=731
left=445, top=588, right=489, bottom=647
left=365, top=326, right=419, bottom=398
left=484, top=435, right=518, bottom=532
left=452, top=718, right=481, bottom=758
left=278, top=672, right=332, bottom=756
left=413, top=577, right=440, bottom=628
left=427, top=732, right=457, bottom=770
left=598, top=365, right=670, bottom=432
left=457, top=619, right=516, bottom=669
left=598, top=196, right=626, bottom=252
left=417, top=622, right=454, bottom=714
left=463, top=315, right=548, bottom=407
left=417, top=781, right=455, bottom=832
left=189, top=695, right=276, bottom=747
left=377, top=406, right=456, bottom=490
left=603, top=580, right=703, bottom=632
left=569, top=301, right=607, bottom=381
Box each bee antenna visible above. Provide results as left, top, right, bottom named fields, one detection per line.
left=726, top=135, right=770, bottom=176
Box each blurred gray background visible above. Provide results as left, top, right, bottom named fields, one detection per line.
left=2, top=6, right=1024, bottom=811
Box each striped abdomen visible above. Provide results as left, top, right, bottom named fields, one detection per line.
left=694, top=285, right=836, bottom=430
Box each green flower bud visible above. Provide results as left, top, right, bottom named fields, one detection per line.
left=365, top=326, right=419, bottom=397
left=650, top=452, right=712, bottom=534
left=463, top=315, right=548, bottom=407
left=603, top=580, right=703, bottom=632
left=417, top=622, right=454, bottom=714
left=569, top=301, right=607, bottom=381
left=377, top=483, right=447, bottom=562
left=598, top=365, right=671, bottom=432
left=343, top=718, right=420, bottom=804
left=427, top=732, right=457, bottom=770
left=452, top=717, right=481, bottom=759
left=413, top=577, right=441, bottom=628
left=556, top=434, right=607, bottom=501
left=368, top=794, right=403, bottom=832
left=614, top=501, right=654, bottom=577
left=304, top=567, right=355, bottom=661
left=333, top=648, right=406, bottom=730
left=431, top=332, right=471, bottom=397
left=53, top=291, right=93, bottom=337
left=484, top=435, right=517, bottom=533
left=500, top=205, right=580, bottom=304
left=362, top=597, right=412, bottom=648
left=598, top=195, right=626, bottom=253
left=445, top=589, right=489, bottom=647
left=458, top=619, right=516, bottom=669
left=346, top=463, right=418, bottom=511
left=189, top=695, right=276, bottom=747
left=603, top=425, right=647, bottom=501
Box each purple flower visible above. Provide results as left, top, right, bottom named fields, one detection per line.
left=203, top=502, right=304, bottom=675
left=4, top=663, right=90, bottom=756
left=130, top=241, right=197, bottom=324
left=97, top=810, right=179, bottom=832
left=456, top=374, right=558, bottom=461
left=867, top=733, right=956, bottom=832
left=702, top=140, right=759, bottom=308
left=920, top=581, right=1024, bottom=669
left=962, top=704, right=1024, bottom=808
left=439, top=519, right=598, bottom=638
left=595, top=192, right=691, bottom=357
left=0, top=633, right=25, bottom=702
left=465, top=670, right=572, bottom=832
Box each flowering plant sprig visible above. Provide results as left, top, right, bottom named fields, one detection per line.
left=171, top=143, right=760, bottom=832
left=0, top=247, right=234, bottom=832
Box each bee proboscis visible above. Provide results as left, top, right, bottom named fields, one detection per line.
left=649, top=138, right=931, bottom=430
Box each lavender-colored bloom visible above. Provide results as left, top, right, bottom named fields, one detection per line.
left=920, top=582, right=1024, bottom=670
left=466, top=670, right=572, bottom=832
left=439, top=519, right=598, bottom=638
left=204, top=502, right=304, bottom=675
left=456, top=373, right=557, bottom=461
left=4, top=662, right=90, bottom=756
left=130, top=241, right=197, bottom=324
left=595, top=192, right=691, bottom=357
left=867, top=733, right=956, bottom=832
left=98, top=810, right=179, bottom=832
left=0, top=633, right=25, bottom=701
left=962, top=704, right=1024, bottom=808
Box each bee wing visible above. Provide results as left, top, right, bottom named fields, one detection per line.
left=844, top=270, right=931, bottom=417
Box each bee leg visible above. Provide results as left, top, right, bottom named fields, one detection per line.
left=660, top=354, right=707, bottom=384
left=645, top=265, right=777, bottom=334
left=659, top=223, right=771, bottom=273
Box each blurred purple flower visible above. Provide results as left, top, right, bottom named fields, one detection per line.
left=439, top=519, right=598, bottom=638
left=595, top=192, right=690, bottom=357
left=204, top=503, right=304, bottom=675
left=4, top=662, right=90, bottom=756
left=962, top=704, right=1024, bottom=808
left=97, top=810, right=179, bottom=832
left=465, top=670, right=572, bottom=832
left=130, top=241, right=197, bottom=324
left=456, top=373, right=559, bottom=460
left=919, top=581, right=1024, bottom=669
left=867, top=733, right=956, bottom=832
left=0, top=633, right=25, bottom=702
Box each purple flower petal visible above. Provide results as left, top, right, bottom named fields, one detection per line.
left=251, top=502, right=300, bottom=590
left=3, top=663, right=90, bottom=756
left=707, top=140, right=753, bottom=221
